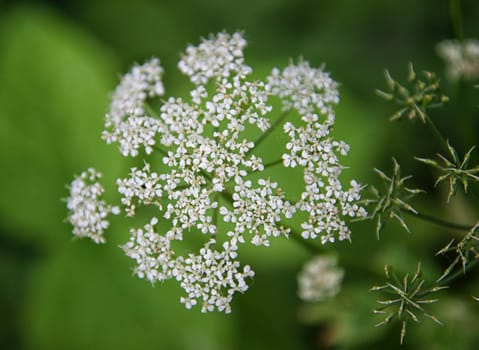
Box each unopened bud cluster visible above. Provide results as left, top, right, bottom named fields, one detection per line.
left=376, top=63, right=448, bottom=123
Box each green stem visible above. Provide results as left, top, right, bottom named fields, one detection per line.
left=247, top=110, right=289, bottom=155
left=263, top=158, right=284, bottom=169
left=212, top=193, right=219, bottom=229
left=144, top=102, right=161, bottom=119
left=401, top=209, right=472, bottom=231
left=425, top=113, right=450, bottom=156
left=471, top=187, right=479, bottom=201
left=152, top=145, right=169, bottom=157
left=449, top=0, right=464, bottom=42
left=438, top=258, right=479, bottom=286
left=287, top=227, right=324, bottom=255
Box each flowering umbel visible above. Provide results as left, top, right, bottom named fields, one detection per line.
left=298, top=255, right=344, bottom=302
left=437, top=39, right=479, bottom=81
left=65, top=32, right=366, bottom=313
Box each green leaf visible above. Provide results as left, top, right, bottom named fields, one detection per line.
left=24, top=241, right=235, bottom=350
left=0, top=5, right=126, bottom=246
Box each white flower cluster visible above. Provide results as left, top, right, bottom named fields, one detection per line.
left=178, top=32, right=252, bottom=85
left=117, top=163, right=163, bottom=216
left=437, top=39, right=479, bottom=81
left=268, top=60, right=339, bottom=122
left=123, top=217, right=254, bottom=313
left=66, top=32, right=366, bottom=313
left=297, top=255, right=344, bottom=302
left=102, top=58, right=165, bottom=156
left=66, top=168, right=119, bottom=244
left=220, top=178, right=295, bottom=247
left=268, top=61, right=367, bottom=244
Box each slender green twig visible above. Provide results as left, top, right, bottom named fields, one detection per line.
left=401, top=209, right=472, bottom=231
left=212, top=193, right=219, bottom=230
left=436, top=258, right=479, bottom=288
left=425, top=113, right=450, bottom=157
left=263, top=158, right=284, bottom=169
left=471, top=187, right=479, bottom=201
left=449, top=0, right=464, bottom=42
left=247, top=110, right=289, bottom=155
left=285, top=225, right=324, bottom=255
left=144, top=101, right=161, bottom=119
left=152, top=145, right=168, bottom=157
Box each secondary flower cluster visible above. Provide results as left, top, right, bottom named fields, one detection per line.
left=102, top=58, right=165, bottom=156
left=66, top=168, right=119, bottom=244
left=437, top=39, right=479, bottom=81
left=268, top=61, right=366, bottom=243
left=297, top=255, right=344, bottom=302
left=66, top=32, right=366, bottom=313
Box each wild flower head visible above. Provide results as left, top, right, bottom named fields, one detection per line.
left=297, top=255, right=344, bottom=302
left=66, top=32, right=366, bottom=313
left=437, top=39, right=479, bottom=81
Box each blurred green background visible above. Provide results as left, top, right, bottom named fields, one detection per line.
left=1, top=0, right=479, bottom=349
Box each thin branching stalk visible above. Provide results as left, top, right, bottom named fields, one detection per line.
left=152, top=145, right=169, bottom=157
left=425, top=113, right=451, bottom=156
left=471, top=187, right=479, bottom=201
left=449, top=0, right=464, bottom=42
left=263, top=158, right=284, bottom=169
left=247, top=110, right=290, bottom=155
left=401, top=209, right=473, bottom=231
left=437, top=258, right=479, bottom=288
